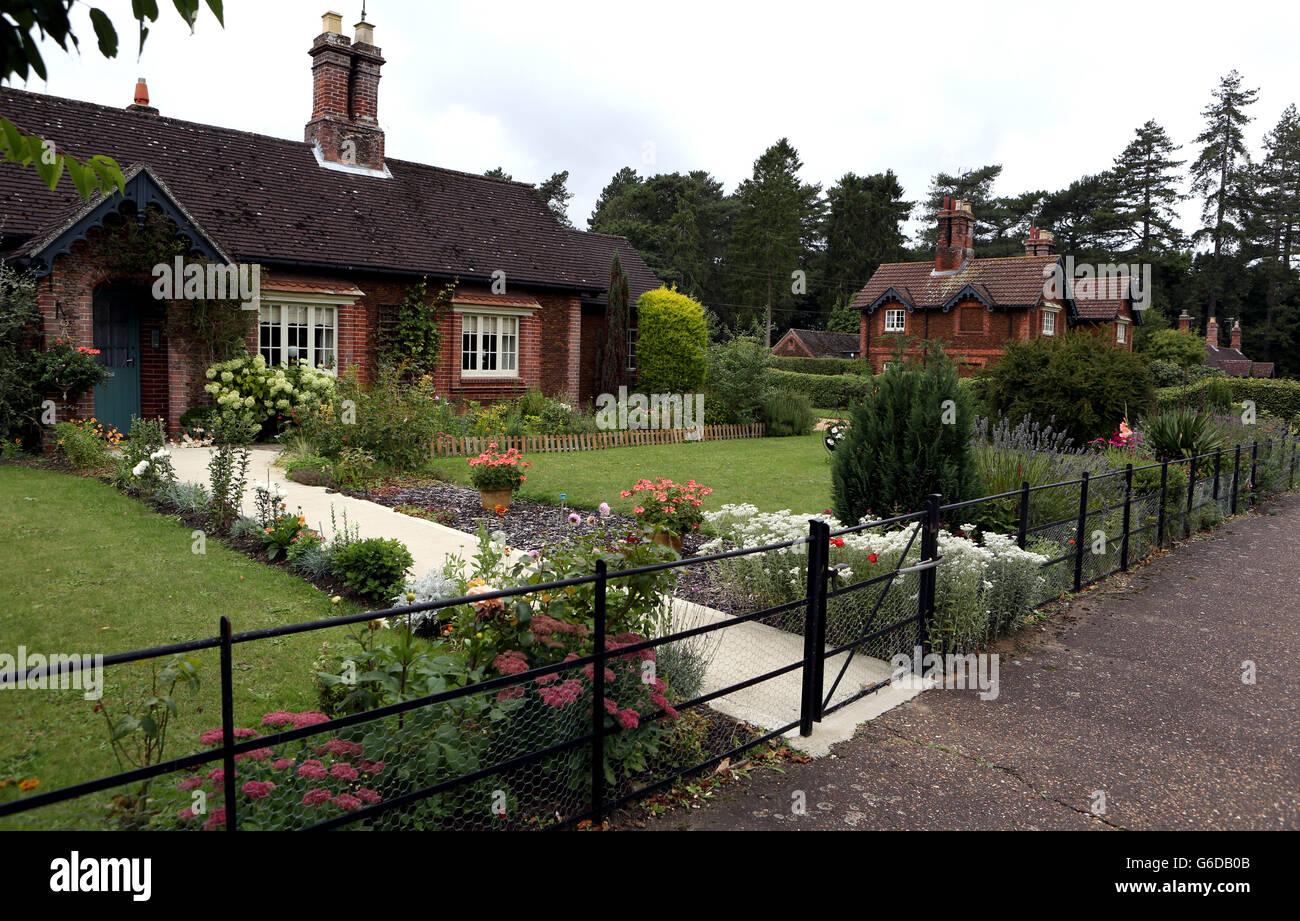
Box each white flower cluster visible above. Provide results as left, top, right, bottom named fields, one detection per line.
left=202, top=354, right=335, bottom=421
left=703, top=503, right=1048, bottom=650
left=132, top=447, right=174, bottom=480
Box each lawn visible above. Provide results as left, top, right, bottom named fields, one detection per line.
left=428, top=433, right=835, bottom=514
left=0, top=466, right=363, bottom=829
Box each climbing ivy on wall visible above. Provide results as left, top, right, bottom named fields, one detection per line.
left=381, top=277, right=457, bottom=379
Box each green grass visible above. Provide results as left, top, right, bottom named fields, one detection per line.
left=428, top=434, right=835, bottom=514
left=0, top=466, right=365, bottom=829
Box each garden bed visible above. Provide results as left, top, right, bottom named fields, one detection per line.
left=350, top=476, right=739, bottom=609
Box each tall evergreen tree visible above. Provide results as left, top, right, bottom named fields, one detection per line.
left=820, top=170, right=911, bottom=315
left=597, top=254, right=631, bottom=395
left=1037, top=172, right=1129, bottom=258
left=726, top=138, right=824, bottom=345
left=1257, top=104, right=1300, bottom=269
left=483, top=166, right=514, bottom=181
left=1111, top=119, right=1186, bottom=255
left=1190, top=70, right=1259, bottom=321
left=537, top=170, right=575, bottom=227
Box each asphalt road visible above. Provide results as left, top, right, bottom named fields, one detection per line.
left=644, top=493, right=1300, bottom=830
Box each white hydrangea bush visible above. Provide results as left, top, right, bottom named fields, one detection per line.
left=203, top=353, right=335, bottom=427
left=701, top=504, right=1046, bottom=653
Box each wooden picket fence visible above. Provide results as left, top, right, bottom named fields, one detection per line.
left=433, top=424, right=765, bottom=457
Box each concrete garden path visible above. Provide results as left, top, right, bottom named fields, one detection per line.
left=642, top=492, right=1300, bottom=830
left=169, top=444, right=923, bottom=752
left=169, top=445, right=479, bottom=580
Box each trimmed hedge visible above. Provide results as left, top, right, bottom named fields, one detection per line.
left=769, top=369, right=873, bottom=408
left=635, top=286, right=708, bottom=395
left=1155, top=377, right=1300, bottom=420
left=769, top=355, right=870, bottom=376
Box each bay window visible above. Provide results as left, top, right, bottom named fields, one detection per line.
left=460, top=312, right=520, bottom=378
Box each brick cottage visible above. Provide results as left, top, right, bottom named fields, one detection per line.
left=0, top=12, right=659, bottom=434
left=851, top=198, right=1141, bottom=374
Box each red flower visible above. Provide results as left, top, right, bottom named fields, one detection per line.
left=867, top=553, right=879, bottom=564
left=830, top=537, right=844, bottom=548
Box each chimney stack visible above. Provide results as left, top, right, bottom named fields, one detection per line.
left=1177, top=310, right=1191, bottom=332
left=1206, top=316, right=1220, bottom=349
left=127, top=77, right=158, bottom=114
left=1230, top=318, right=1242, bottom=350
left=305, top=10, right=386, bottom=172
left=1024, top=226, right=1057, bottom=257
left=935, top=196, right=974, bottom=273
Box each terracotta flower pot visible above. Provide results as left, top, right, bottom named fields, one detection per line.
left=651, top=531, right=684, bottom=553
left=479, top=488, right=513, bottom=512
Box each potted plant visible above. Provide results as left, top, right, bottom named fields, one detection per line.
left=620, top=477, right=712, bottom=553
left=468, top=443, right=531, bottom=511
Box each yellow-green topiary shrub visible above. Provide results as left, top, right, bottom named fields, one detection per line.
left=635, top=286, right=708, bottom=395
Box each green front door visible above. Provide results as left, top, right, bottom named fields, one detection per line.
left=92, top=289, right=141, bottom=433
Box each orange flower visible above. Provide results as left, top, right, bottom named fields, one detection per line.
left=18, top=778, right=39, bottom=792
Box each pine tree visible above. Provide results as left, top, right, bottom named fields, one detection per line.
left=726, top=138, right=824, bottom=345
left=1257, top=104, right=1300, bottom=270
left=483, top=166, right=514, bottom=181
left=1037, top=172, right=1129, bottom=258
left=1111, top=119, right=1186, bottom=255
left=1190, top=70, right=1259, bottom=321
left=536, top=170, right=575, bottom=227
left=821, top=171, right=911, bottom=315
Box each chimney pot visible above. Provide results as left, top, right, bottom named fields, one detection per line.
left=1177, top=310, right=1191, bottom=333
left=322, top=11, right=343, bottom=34
left=354, top=19, right=375, bottom=45
left=1206, top=316, right=1220, bottom=349
left=1231, top=318, right=1242, bottom=349
left=133, top=78, right=149, bottom=106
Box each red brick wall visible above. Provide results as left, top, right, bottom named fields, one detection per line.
left=40, top=227, right=591, bottom=435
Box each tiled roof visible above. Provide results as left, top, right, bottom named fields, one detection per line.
left=1069, top=274, right=1130, bottom=320
left=263, top=273, right=364, bottom=297
left=451, top=288, right=542, bottom=309
left=0, top=87, right=643, bottom=294
left=780, top=329, right=861, bottom=358
left=1204, top=344, right=1274, bottom=378
left=851, top=255, right=1059, bottom=311
left=564, top=229, right=662, bottom=306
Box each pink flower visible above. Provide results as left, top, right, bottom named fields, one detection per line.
left=539, top=679, right=584, bottom=708
left=302, top=788, right=332, bottom=806
left=297, top=761, right=328, bottom=781
left=333, top=793, right=363, bottom=812
left=203, top=807, right=226, bottom=831
left=242, top=780, right=277, bottom=800
left=492, top=650, right=530, bottom=676
left=178, top=808, right=196, bottom=821
left=271, top=758, right=295, bottom=770
left=178, top=774, right=203, bottom=791
left=330, top=762, right=360, bottom=781
left=315, top=738, right=364, bottom=758
left=616, top=708, right=639, bottom=730
left=357, top=788, right=382, bottom=805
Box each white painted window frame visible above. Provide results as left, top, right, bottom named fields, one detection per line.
left=454, top=304, right=535, bottom=380
left=884, top=308, right=906, bottom=333
left=258, top=292, right=353, bottom=372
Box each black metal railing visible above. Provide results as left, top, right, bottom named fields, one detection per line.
left=0, top=437, right=1293, bottom=831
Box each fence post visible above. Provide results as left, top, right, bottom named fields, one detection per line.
left=1073, top=473, right=1089, bottom=591
left=1156, top=461, right=1169, bottom=547
left=1186, top=455, right=1198, bottom=516
left=1120, top=464, right=1133, bottom=572
left=1290, top=437, right=1296, bottom=491
left=1212, top=449, right=1222, bottom=501
left=1231, top=444, right=1242, bottom=515
left=1249, top=442, right=1259, bottom=506
left=1016, top=480, right=1030, bottom=550
left=591, top=559, right=607, bottom=825
left=918, top=494, right=942, bottom=658
left=800, top=519, right=830, bottom=736
left=218, top=616, right=238, bottom=832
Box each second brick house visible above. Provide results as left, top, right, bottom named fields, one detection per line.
left=851, top=199, right=1141, bottom=374
left=0, top=12, right=659, bottom=433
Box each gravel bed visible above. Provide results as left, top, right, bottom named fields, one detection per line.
left=352, top=478, right=739, bottom=610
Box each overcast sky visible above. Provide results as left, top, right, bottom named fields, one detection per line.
left=12, top=0, right=1300, bottom=240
